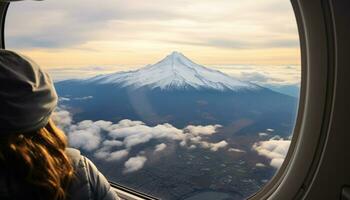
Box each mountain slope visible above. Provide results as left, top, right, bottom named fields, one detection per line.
left=84, top=51, right=259, bottom=91
left=55, top=52, right=298, bottom=135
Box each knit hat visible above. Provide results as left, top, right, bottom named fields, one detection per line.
left=0, top=50, right=58, bottom=134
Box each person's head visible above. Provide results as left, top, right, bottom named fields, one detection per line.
left=0, top=50, right=73, bottom=200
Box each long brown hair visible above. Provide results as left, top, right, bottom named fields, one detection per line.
left=0, top=119, right=74, bottom=200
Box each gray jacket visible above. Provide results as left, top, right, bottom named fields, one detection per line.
left=66, top=148, right=120, bottom=200
left=0, top=148, right=120, bottom=200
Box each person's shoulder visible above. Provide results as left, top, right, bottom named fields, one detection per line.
left=65, top=148, right=84, bottom=169
left=65, top=148, right=120, bottom=200
left=65, top=148, right=97, bottom=172
left=65, top=148, right=92, bottom=199
left=65, top=147, right=82, bottom=160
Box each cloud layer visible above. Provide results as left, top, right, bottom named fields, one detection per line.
left=54, top=107, right=292, bottom=172
left=53, top=108, right=229, bottom=172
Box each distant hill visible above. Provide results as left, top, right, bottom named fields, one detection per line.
left=265, top=84, right=300, bottom=98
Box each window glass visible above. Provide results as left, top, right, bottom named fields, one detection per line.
left=6, top=0, right=301, bottom=199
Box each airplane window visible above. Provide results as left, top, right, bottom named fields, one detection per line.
left=5, top=0, right=301, bottom=199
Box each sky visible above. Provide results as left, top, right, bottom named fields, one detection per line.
left=5, top=0, right=301, bottom=86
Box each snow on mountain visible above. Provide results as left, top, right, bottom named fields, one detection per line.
left=85, top=51, right=260, bottom=91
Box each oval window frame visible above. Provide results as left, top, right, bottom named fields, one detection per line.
left=0, top=0, right=336, bottom=199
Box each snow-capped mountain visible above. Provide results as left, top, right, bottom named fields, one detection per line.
left=55, top=51, right=297, bottom=130
left=85, top=51, right=259, bottom=91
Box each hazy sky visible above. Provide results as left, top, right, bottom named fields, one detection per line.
left=6, top=0, right=300, bottom=69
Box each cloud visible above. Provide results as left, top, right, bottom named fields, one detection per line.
left=124, top=156, right=147, bottom=173
left=7, top=0, right=297, bottom=50
left=170, top=38, right=299, bottom=50
left=107, top=150, right=129, bottom=162
left=199, top=140, right=228, bottom=152
left=184, top=125, right=222, bottom=136
left=58, top=97, right=70, bottom=102
left=58, top=96, right=93, bottom=101
left=67, top=120, right=103, bottom=151
left=52, top=107, right=229, bottom=172
left=240, top=72, right=271, bottom=83
left=102, top=140, right=124, bottom=148
left=215, top=65, right=300, bottom=87
left=154, top=143, right=167, bottom=152
left=50, top=65, right=133, bottom=81
left=209, top=141, right=228, bottom=151
left=238, top=72, right=286, bottom=85
left=94, top=149, right=129, bottom=162
left=228, top=148, right=246, bottom=153
left=106, top=121, right=227, bottom=152
left=73, top=96, right=93, bottom=100
left=52, top=108, right=72, bottom=130
left=108, top=122, right=184, bottom=148
left=6, top=0, right=300, bottom=69
left=252, top=138, right=291, bottom=169
left=58, top=115, right=224, bottom=152
left=255, top=163, right=266, bottom=167
left=123, top=133, right=154, bottom=148
left=258, top=132, right=268, bottom=137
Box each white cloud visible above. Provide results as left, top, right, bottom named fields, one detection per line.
left=209, top=141, right=228, bottom=151
left=184, top=125, right=222, bottom=136
left=67, top=120, right=102, bottom=151
left=123, top=133, right=154, bottom=148
left=53, top=107, right=229, bottom=166
left=93, top=150, right=110, bottom=160
left=228, top=148, right=246, bottom=153
left=154, top=143, right=167, bottom=152
left=102, top=140, right=124, bottom=148
left=199, top=140, right=228, bottom=152
left=7, top=0, right=298, bottom=52
left=94, top=149, right=129, bottom=162
left=52, top=108, right=72, bottom=130
left=7, top=0, right=300, bottom=73
left=252, top=138, right=291, bottom=169
left=108, top=122, right=184, bottom=148
left=94, top=120, right=114, bottom=130
left=113, top=119, right=145, bottom=128
left=256, top=163, right=266, bottom=167
left=270, top=135, right=282, bottom=140
left=258, top=132, right=268, bottom=137
left=73, top=96, right=93, bottom=100
left=216, top=65, right=301, bottom=86
left=58, top=97, right=70, bottom=102
left=124, top=156, right=147, bottom=173
left=107, top=150, right=129, bottom=162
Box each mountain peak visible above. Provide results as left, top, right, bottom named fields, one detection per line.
left=157, top=51, right=194, bottom=69
left=87, top=52, right=260, bottom=91
left=166, top=51, right=190, bottom=61
left=169, top=51, right=182, bottom=57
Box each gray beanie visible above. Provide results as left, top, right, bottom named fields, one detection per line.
left=0, top=50, right=58, bottom=134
